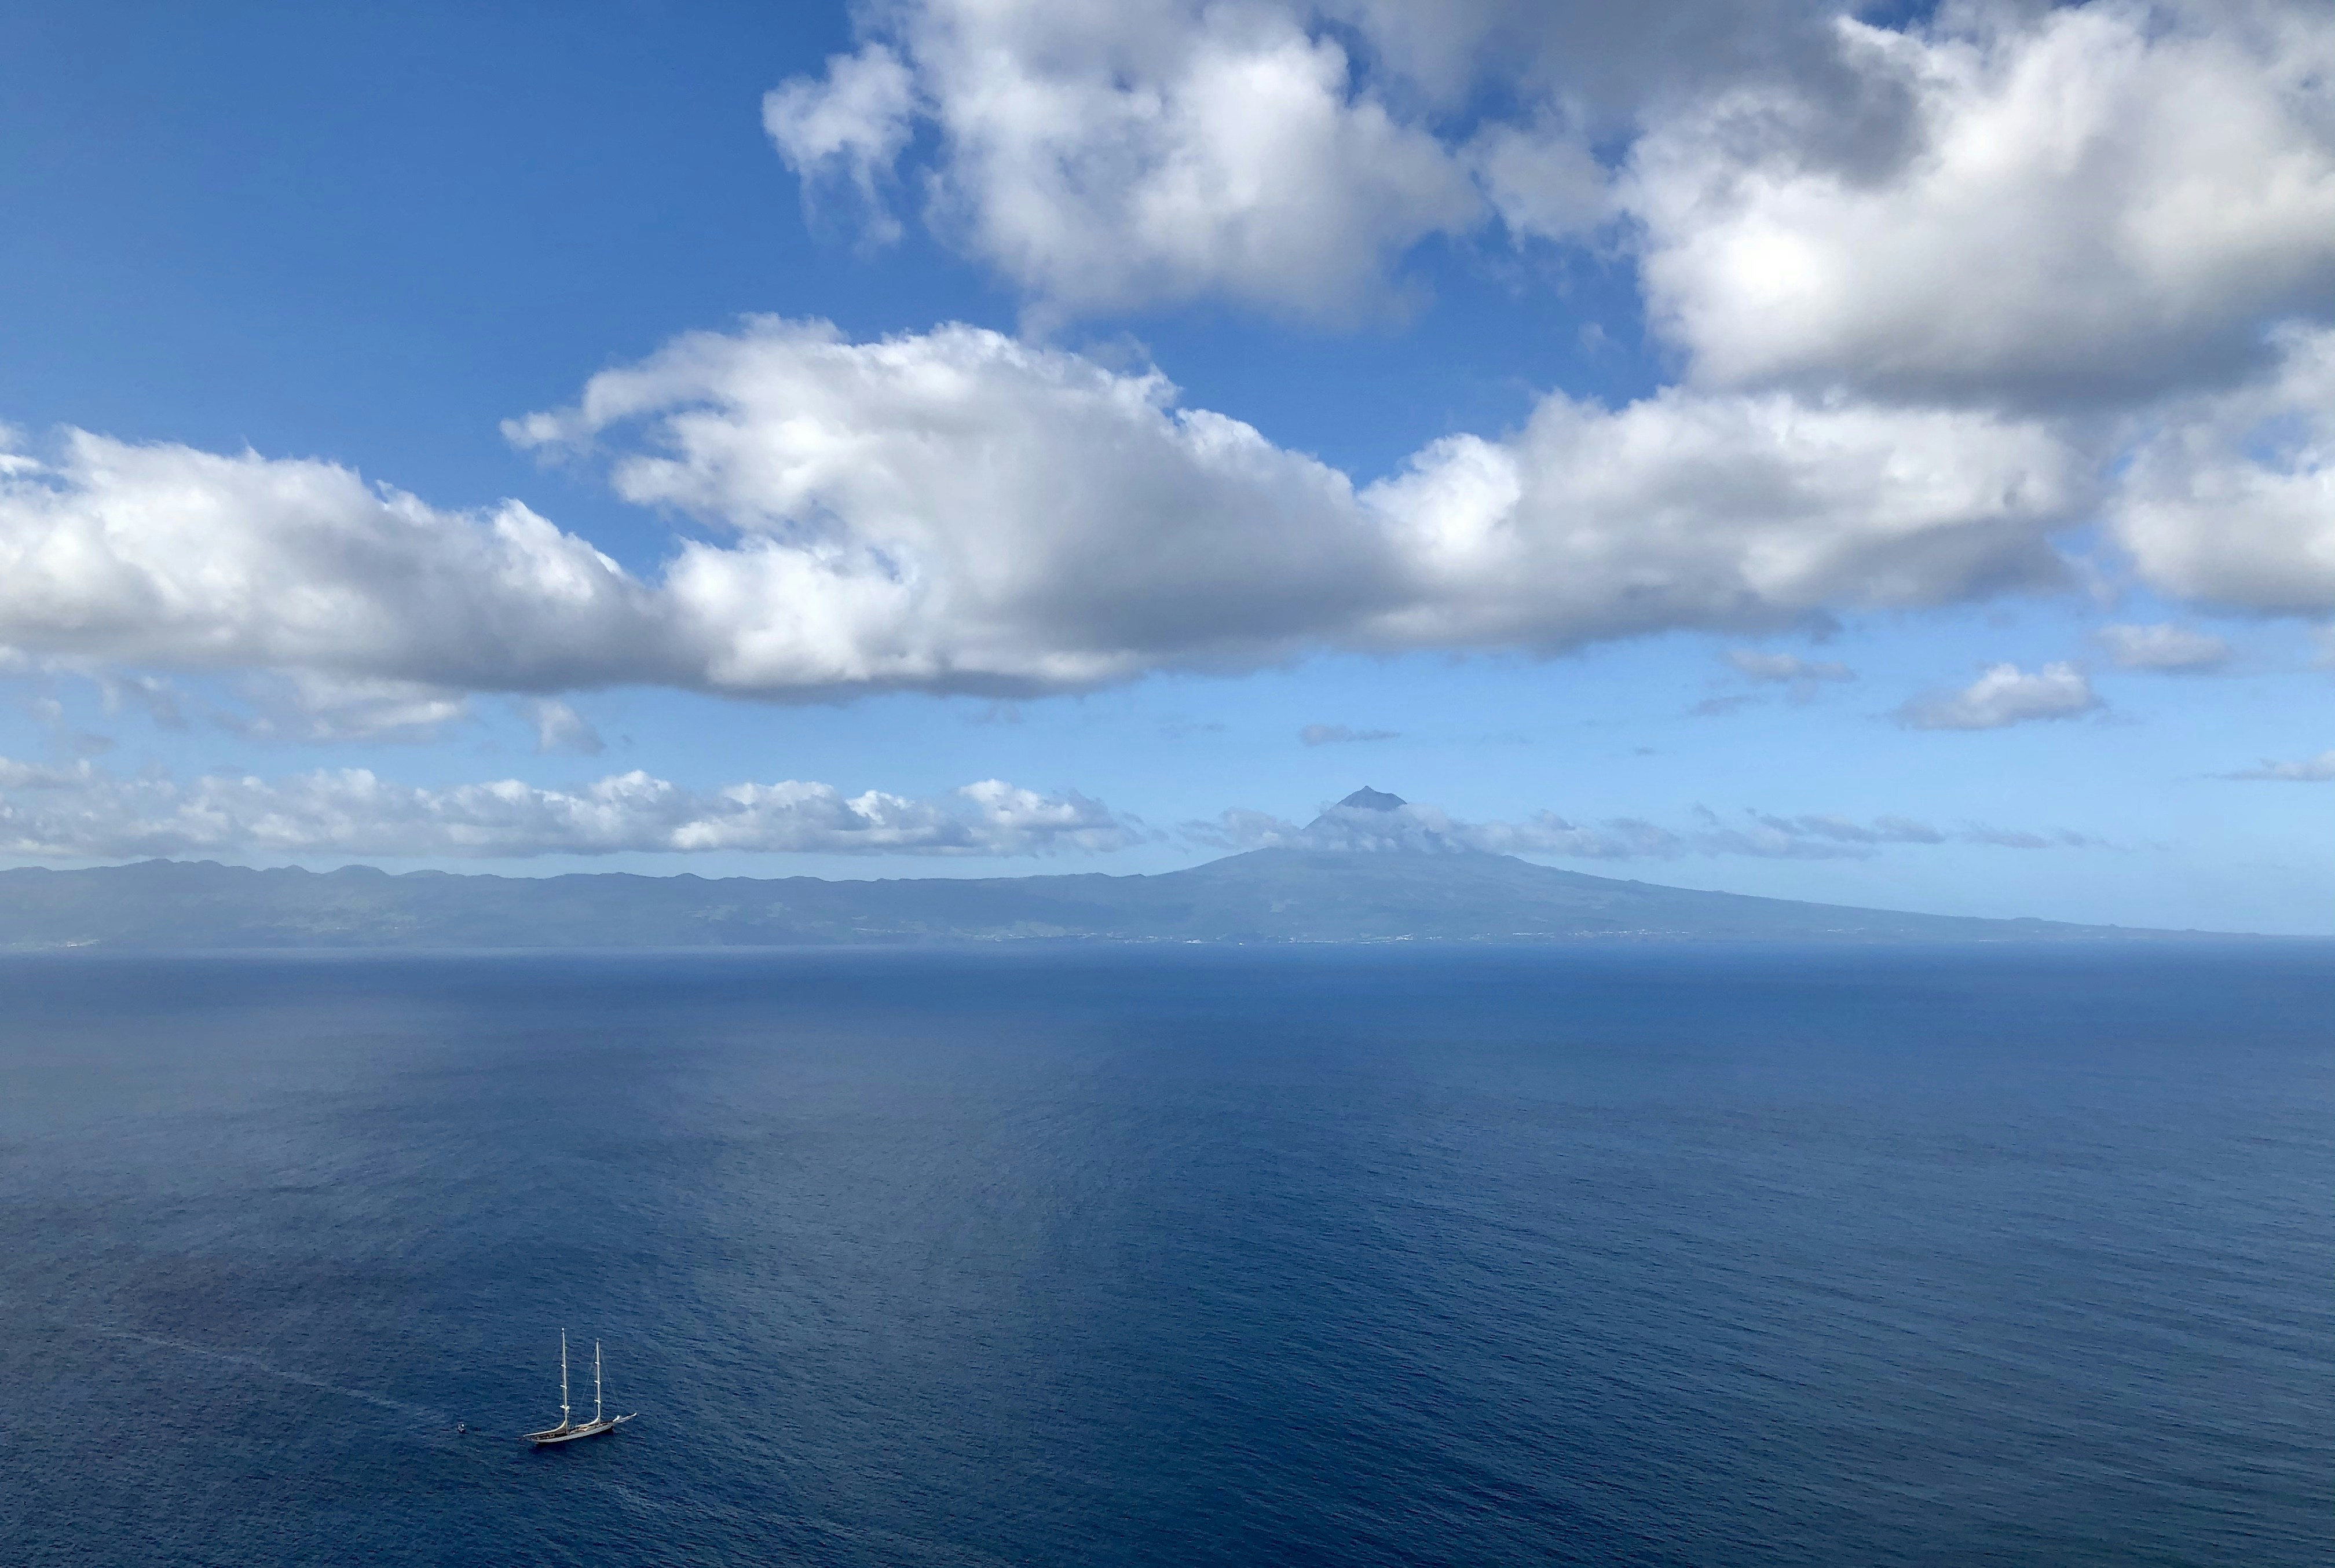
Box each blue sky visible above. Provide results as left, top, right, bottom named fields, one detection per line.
left=1, top=0, right=2330, bottom=932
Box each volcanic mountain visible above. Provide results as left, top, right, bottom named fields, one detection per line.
left=0, top=787, right=2197, bottom=948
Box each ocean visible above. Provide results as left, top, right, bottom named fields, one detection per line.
left=1, top=945, right=2327, bottom=1566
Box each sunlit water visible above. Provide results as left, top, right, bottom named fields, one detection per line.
left=3, top=946, right=2328, bottom=1565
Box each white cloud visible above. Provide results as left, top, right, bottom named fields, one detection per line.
left=1725, top=649, right=1854, bottom=683
left=0, top=761, right=1136, bottom=860
left=2227, top=750, right=2335, bottom=781
left=0, top=427, right=672, bottom=690
left=520, top=317, right=2086, bottom=681
left=1357, top=382, right=2081, bottom=649
left=763, top=43, right=918, bottom=243
left=2094, top=622, right=2232, bottom=671
left=1625, top=2, right=2335, bottom=405
left=0, top=321, right=2085, bottom=705
left=0, top=753, right=2108, bottom=866
left=1897, top=661, right=2102, bottom=730
left=511, top=318, right=1380, bottom=691
left=2113, top=325, right=2335, bottom=613
left=759, top=3, right=2335, bottom=406
left=767, top=1, right=1480, bottom=323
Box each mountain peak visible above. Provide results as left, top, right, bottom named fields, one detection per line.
left=1335, top=787, right=1406, bottom=812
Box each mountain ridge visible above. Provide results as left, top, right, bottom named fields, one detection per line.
left=0, top=844, right=2232, bottom=950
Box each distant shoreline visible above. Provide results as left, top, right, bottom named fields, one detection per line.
left=0, top=852, right=2293, bottom=949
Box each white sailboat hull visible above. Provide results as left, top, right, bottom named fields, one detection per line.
left=527, top=1412, right=635, bottom=1446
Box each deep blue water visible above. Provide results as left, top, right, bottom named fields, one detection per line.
left=1, top=945, right=2329, bottom=1566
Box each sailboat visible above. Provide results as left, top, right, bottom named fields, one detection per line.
left=525, top=1331, right=636, bottom=1445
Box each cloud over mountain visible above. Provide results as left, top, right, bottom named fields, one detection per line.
left=1184, top=787, right=2100, bottom=863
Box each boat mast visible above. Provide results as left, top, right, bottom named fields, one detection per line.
left=560, top=1331, right=571, bottom=1428
left=594, top=1340, right=603, bottom=1424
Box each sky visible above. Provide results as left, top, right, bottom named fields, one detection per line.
left=0, top=0, right=2331, bottom=932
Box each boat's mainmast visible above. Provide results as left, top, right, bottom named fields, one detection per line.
left=560, top=1329, right=571, bottom=1428
left=595, top=1340, right=603, bottom=1425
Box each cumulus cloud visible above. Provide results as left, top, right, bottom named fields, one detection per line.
left=0, top=762, right=1136, bottom=860
left=0, top=320, right=2089, bottom=703
left=0, top=332, right=2055, bottom=705
left=1626, top=2, right=2335, bottom=405
left=1357, top=380, right=2081, bottom=649
left=766, top=1, right=1480, bottom=323
left=1299, top=723, right=1396, bottom=745
left=508, top=318, right=1379, bottom=691
left=1897, top=661, right=2102, bottom=731
left=763, top=43, right=918, bottom=242
left=2094, top=622, right=2232, bottom=672
left=2226, top=750, right=2335, bottom=781
left=2113, top=325, right=2335, bottom=614
left=17, top=3, right=2335, bottom=744
left=0, top=427, right=673, bottom=691
left=760, top=2, right=2335, bottom=407
left=511, top=316, right=2085, bottom=686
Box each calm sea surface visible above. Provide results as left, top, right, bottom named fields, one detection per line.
left=1, top=946, right=2328, bottom=1566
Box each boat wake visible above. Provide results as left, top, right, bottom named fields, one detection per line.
left=92, top=1324, right=446, bottom=1424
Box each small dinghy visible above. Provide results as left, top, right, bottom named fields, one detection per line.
left=526, top=1331, right=635, bottom=1446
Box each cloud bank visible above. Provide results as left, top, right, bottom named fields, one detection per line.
left=0, top=763, right=1135, bottom=860
left=0, top=318, right=2084, bottom=703
left=7, top=2, right=2334, bottom=725
left=769, top=0, right=2335, bottom=410
left=747, top=2, right=2335, bottom=639
left=0, top=759, right=2113, bottom=865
